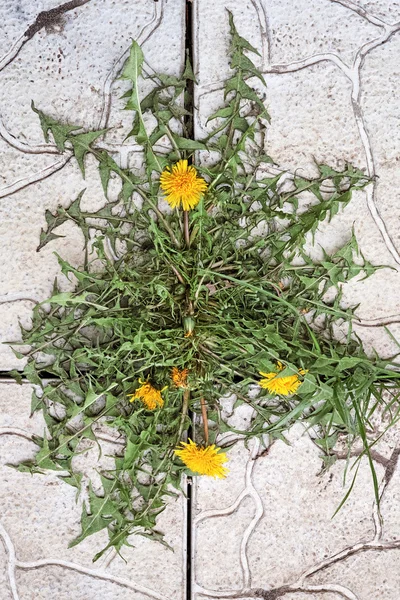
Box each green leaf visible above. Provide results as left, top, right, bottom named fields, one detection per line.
left=121, top=40, right=144, bottom=113
left=121, top=40, right=144, bottom=84
left=37, top=190, right=85, bottom=250
left=335, top=357, right=364, bottom=372
left=8, top=370, right=23, bottom=384
left=230, top=49, right=266, bottom=86
left=69, top=477, right=120, bottom=547
left=98, top=152, right=119, bottom=196
left=69, top=130, right=107, bottom=177
left=225, top=75, right=265, bottom=111
left=31, top=101, right=80, bottom=151
left=35, top=438, right=67, bottom=471
left=206, top=105, right=234, bottom=123
left=228, top=10, right=261, bottom=55
left=172, top=135, right=207, bottom=151
left=182, top=53, right=197, bottom=82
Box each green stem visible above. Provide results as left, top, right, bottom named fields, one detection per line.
left=163, top=125, right=182, bottom=159
left=135, top=188, right=181, bottom=249
left=178, top=389, right=190, bottom=443
left=183, top=210, right=190, bottom=247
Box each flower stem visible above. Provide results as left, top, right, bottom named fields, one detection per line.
left=177, top=389, right=190, bottom=443
left=183, top=210, right=190, bottom=247
left=200, top=396, right=209, bottom=445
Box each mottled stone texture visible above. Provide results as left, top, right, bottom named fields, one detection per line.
left=2, top=1, right=400, bottom=599
left=0, top=0, right=185, bottom=370
left=0, top=382, right=187, bottom=599
left=192, top=1, right=400, bottom=599
left=0, top=1, right=187, bottom=599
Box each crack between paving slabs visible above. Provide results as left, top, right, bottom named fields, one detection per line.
left=184, top=2, right=195, bottom=598
left=4, top=1, right=400, bottom=598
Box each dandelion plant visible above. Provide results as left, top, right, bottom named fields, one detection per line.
left=12, top=13, right=400, bottom=559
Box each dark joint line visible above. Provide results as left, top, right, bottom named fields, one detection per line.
left=184, top=4, right=195, bottom=597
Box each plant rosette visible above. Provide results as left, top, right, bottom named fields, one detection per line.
left=11, top=13, right=400, bottom=560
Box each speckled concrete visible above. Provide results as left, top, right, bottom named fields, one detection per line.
left=2, top=1, right=400, bottom=599
left=0, top=381, right=187, bottom=600
left=192, top=1, right=400, bottom=599
left=0, top=0, right=185, bottom=370
left=0, top=1, right=187, bottom=599
left=194, top=0, right=400, bottom=360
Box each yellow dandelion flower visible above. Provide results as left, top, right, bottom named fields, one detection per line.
left=160, top=159, right=207, bottom=211
left=171, top=367, right=189, bottom=388
left=127, top=380, right=165, bottom=410
left=259, top=362, right=307, bottom=396
left=175, top=439, right=229, bottom=479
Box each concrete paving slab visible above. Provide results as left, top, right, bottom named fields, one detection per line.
left=192, top=1, right=400, bottom=598
left=2, top=2, right=400, bottom=599
left=0, top=380, right=186, bottom=600
left=192, top=425, right=400, bottom=599
left=0, top=0, right=185, bottom=370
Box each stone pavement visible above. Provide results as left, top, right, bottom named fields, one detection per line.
left=1, top=1, right=400, bottom=599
